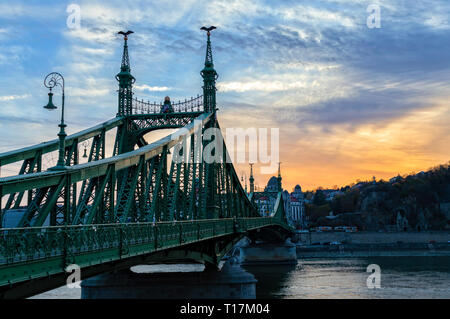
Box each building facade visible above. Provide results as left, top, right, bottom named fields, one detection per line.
left=283, top=185, right=305, bottom=228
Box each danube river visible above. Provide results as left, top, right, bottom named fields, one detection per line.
left=31, top=256, right=450, bottom=299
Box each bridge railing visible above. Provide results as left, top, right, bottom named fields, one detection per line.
left=0, top=117, right=123, bottom=168
left=0, top=218, right=274, bottom=278
left=132, top=95, right=204, bottom=114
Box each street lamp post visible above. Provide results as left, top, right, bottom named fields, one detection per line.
left=43, top=72, right=67, bottom=170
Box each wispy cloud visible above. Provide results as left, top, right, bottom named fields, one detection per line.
left=0, top=0, right=449, bottom=190
left=134, top=84, right=171, bottom=92
left=0, top=94, right=30, bottom=101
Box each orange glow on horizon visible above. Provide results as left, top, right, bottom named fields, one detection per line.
left=223, top=100, right=450, bottom=192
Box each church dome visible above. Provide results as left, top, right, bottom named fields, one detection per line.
left=267, top=176, right=277, bottom=187
left=264, top=176, right=279, bottom=192
left=294, top=185, right=302, bottom=193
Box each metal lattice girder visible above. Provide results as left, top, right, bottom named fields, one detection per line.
left=150, top=149, right=167, bottom=222
left=51, top=175, right=72, bottom=226
left=134, top=156, right=147, bottom=220
left=114, top=155, right=144, bottom=222
left=17, top=176, right=67, bottom=227
left=113, top=124, right=125, bottom=156
left=0, top=215, right=290, bottom=297
left=181, top=136, right=194, bottom=220
left=36, top=176, right=67, bottom=227
left=64, top=139, right=79, bottom=166
left=17, top=186, right=50, bottom=227
left=129, top=112, right=203, bottom=140
left=75, top=131, right=107, bottom=220
left=187, top=134, right=198, bottom=220
left=218, top=163, right=226, bottom=217
left=4, top=151, right=42, bottom=210
left=0, top=25, right=297, bottom=297
left=167, top=161, right=182, bottom=221
left=73, top=173, right=102, bottom=225
left=0, top=117, right=123, bottom=167
left=225, top=164, right=232, bottom=218
left=87, top=131, right=106, bottom=162
left=165, top=139, right=191, bottom=221
left=101, top=165, right=116, bottom=224
left=0, top=113, right=212, bottom=195
left=113, top=119, right=148, bottom=156
left=132, top=122, right=148, bottom=149
left=143, top=156, right=157, bottom=221
left=164, top=153, right=175, bottom=221
left=0, top=112, right=262, bottom=228
left=84, top=165, right=114, bottom=224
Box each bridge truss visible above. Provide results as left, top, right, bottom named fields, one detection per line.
left=0, top=28, right=292, bottom=298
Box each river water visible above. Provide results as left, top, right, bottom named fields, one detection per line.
left=30, top=256, right=450, bottom=299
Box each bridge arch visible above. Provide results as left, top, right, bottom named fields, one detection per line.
left=0, top=27, right=294, bottom=299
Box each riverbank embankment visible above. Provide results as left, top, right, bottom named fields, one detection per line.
left=295, top=231, right=450, bottom=258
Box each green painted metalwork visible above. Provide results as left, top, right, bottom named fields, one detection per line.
left=43, top=72, right=67, bottom=171
left=0, top=27, right=293, bottom=297
left=201, top=26, right=218, bottom=113
left=0, top=216, right=285, bottom=287
left=4, top=151, right=42, bottom=210
left=116, top=31, right=135, bottom=117
left=0, top=117, right=123, bottom=168
left=132, top=95, right=203, bottom=114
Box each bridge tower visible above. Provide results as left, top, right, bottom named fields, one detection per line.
left=200, top=26, right=218, bottom=113
left=277, top=162, right=282, bottom=192
left=249, top=163, right=255, bottom=194
left=200, top=26, right=221, bottom=219
left=116, top=31, right=135, bottom=117
left=113, top=31, right=143, bottom=155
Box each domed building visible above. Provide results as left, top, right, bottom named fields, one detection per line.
left=263, top=163, right=283, bottom=193
left=264, top=176, right=279, bottom=192
left=252, top=163, right=303, bottom=227
left=292, top=184, right=304, bottom=200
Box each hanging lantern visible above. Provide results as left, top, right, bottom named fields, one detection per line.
left=81, top=141, right=89, bottom=159
left=43, top=89, right=57, bottom=110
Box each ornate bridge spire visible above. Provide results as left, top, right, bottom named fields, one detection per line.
left=249, top=163, right=255, bottom=194
left=116, top=30, right=136, bottom=116
left=277, top=162, right=282, bottom=192
left=200, top=26, right=218, bottom=113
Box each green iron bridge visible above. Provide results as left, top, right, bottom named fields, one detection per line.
left=0, top=28, right=292, bottom=298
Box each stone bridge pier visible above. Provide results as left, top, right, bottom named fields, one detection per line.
left=237, top=237, right=298, bottom=266
left=81, top=258, right=257, bottom=299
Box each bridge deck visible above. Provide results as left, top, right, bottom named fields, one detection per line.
left=0, top=217, right=284, bottom=290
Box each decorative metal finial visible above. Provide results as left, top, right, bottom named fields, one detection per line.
left=200, top=26, right=216, bottom=36
left=117, top=30, right=134, bottom=70
left=200, top=26, right=218, bottom=113
left=116, top=30, right=135, bottom=116
left=200, top=26, right=217, bottom=66
left=118, top=30, right=134, bottom=40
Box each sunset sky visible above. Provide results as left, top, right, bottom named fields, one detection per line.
left=0, top=0, right=449, bottom=192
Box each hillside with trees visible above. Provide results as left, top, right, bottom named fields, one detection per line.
left=306, top=162, right=450, bottom=231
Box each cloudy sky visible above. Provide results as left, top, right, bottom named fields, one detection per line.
left=0, top=0, right=449, bottom=191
